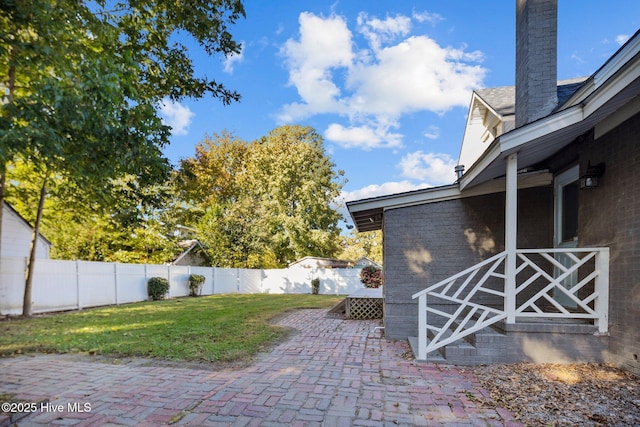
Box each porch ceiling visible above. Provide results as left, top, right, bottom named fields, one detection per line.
left=348, top=207, right=383, bottom=232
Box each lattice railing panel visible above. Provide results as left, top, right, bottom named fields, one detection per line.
left=347, top=298, right=383, bottom=319
left=515, top=249, right=603, bottom=319
left=412, top=248, right=609, bottom=360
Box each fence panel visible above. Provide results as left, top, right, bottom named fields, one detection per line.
left=190, top=266, right=214, bottom=295
left=78, top=261, right=116, bottom=308
left=261, top=269, right=288, bottom=294
left=316, top=268, right=363, bottom=295
left=169, top=265, right=191, bottom=297
left=0, top=257, right=26, bottom=314
left=284, top=268, right=314, bottom=293
left=214, top=268, right=239, bottom=294
left=1, top=257, right=370, bottom=314
left=115, top=263, right=147, bottom=304
left=239, top=269, right=262, bottom=293
left=32, top=259, right=78, bottom=313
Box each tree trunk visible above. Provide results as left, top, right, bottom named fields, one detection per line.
left=22, top=173, right=48, bottom=317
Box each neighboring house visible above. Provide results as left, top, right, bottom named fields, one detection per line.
left=288, top=256, right=354, bottom=269
left=172, top=240, right=211, bottom=266
left=347, top=0, right=640, bottom=374
left=1, top=202, right=51, bottom=259
left=353, top=257, right=382, bottom=269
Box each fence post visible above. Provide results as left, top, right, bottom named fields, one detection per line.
left=114, top=263, right=119, bottom=305
left=76, top=260, right=82, bottom=310
left=167, top=265, right=172, bottom=299
left=144, top=264, right=148, bottom=300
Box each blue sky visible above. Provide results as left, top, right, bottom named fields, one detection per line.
left=159, top=1, right=640, bottom=223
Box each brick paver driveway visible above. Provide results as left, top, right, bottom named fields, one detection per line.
left=0, top=309, right=520, bottom=426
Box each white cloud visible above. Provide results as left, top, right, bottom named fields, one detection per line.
left=279, top=12, right=354, bottom=121
left=423, top=125, right=440, bottom=140
left=615, top=34, right=630, bottom=46
left=412, top=10, right=444, bottom=25
left=357, top=12, right=411, bottom=52
left=158, top=99, right=194, bottom=136
left=570, top=52, right=586, bottom=65
left=341, top=180, right=431, bottom=202
left=398, top=151, right=457, bottom=185
left=223, top=42, right=245, bottom=73
left=278, top=11, right=487, bottom=148
left=324, top=122, right=403, bottom=149
left=345, top=36, right=485, bottom=116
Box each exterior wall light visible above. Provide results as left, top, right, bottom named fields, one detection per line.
left=580, top=162, right=605, bottom=189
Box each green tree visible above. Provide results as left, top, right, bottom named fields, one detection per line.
left=175, top=126, right=345, bottom=268
left=247, top=125, right=344, bottom=265
left=339, top=230, right=383, bottom=264
left=0, top=0, right=245, bottom=315
left=5, top=160, right=182, bottom=264
left=176, top=131, right=273, bottom=267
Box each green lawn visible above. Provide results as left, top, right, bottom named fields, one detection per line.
left=0, top=294, right=343, bottom=363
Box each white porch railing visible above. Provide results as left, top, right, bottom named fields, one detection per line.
left=411, top=247, right=609, bottom=361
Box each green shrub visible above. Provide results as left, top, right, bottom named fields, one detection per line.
left=189, top=274, right=206, bottom=297
left=311, top=278, right=320, bottom=295
left=147, top=277, right=169, bottom=300
left=359, top=266, right=384, bottom=288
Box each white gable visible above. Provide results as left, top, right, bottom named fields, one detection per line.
left=1, top=203, right=50, bottom=259
left=458, top=88, right=515, bottom=174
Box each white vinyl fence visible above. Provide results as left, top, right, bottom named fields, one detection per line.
left=0, top=257, right=364, bottom=315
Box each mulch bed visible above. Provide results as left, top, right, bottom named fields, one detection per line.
left=467, top=363, right=640, bottom=426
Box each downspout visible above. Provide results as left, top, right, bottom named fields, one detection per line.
left=505, top=153, right=518, bottom=324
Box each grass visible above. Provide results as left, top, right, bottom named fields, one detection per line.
left=0, top=294, right=343, bottom=363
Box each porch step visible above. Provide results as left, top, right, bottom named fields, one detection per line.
left=410, top=323, right=508, bottom=365
left=411, top=318, right=608, bottom=365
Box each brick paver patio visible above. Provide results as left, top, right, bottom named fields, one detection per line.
left=0, top=309, right=521, bottom=426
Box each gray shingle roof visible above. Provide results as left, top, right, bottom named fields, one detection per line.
left=476, top=86, right=515, bottom=116
left=474, top=77, right=588, bottom=118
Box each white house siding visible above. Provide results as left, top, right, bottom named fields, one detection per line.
left=1, top=203, right=50, bottom=259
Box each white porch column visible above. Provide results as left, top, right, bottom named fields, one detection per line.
left=505, top=153, right=518, bottom=323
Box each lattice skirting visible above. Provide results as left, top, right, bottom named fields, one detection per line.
left=346, top=298, right=383, bottom=319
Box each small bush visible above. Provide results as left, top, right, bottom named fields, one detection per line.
left=147, top=277, right=169, bottom=301
left=311, top=278, right=320, bottom=295
left=189, top=274, right=206, bottom=297
left=360, top=266, right=384, bottom=288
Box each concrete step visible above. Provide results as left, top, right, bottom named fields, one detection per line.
left=412, top=322, right=507, bottom=365
left=412, top=317, right=607, bottom=365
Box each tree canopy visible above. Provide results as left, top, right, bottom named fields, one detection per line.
left=339, top=229, right=383, bottom=264
left=176, top=125, right=345, bottom=268
left=0, top=0, right=245, bottom=315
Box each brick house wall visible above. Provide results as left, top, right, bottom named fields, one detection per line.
left=576, top=113, right=640, bottom=374
left=383, top=187, right=553, bottom=340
